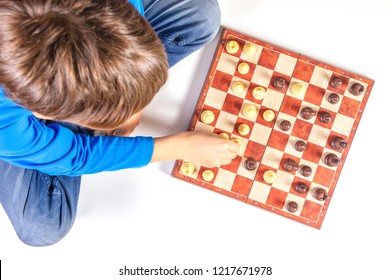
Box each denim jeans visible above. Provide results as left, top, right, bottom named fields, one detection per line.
left=0, top=0, right=221, bottom=246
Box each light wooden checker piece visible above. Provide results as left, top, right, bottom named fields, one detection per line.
left=171, top=28, right=374, bottom=229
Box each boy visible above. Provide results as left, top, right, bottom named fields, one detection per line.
left=0, top=0, right=239, bottom=246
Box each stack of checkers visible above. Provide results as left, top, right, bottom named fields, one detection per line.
left=171, top=28, right=374, bottom=229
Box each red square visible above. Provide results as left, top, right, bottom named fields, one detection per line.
left=268, top=130, right=289, bottom=151
left=197, top=166, right=219, bottom=184
left=300, top=200, right=322, bottom=222
left=291, top=119, right=313, bottom=140
left=338, top=96, right=360, bottom=119
left=258, top=48, right=279, bottom=70
left=280, top=95, right=302, bottom=117
left=234, top=59, right=256, bottom=80
left=289, top=177, right=312, bottom=198
left=304, top=84, right=326, bottom=106
left=327, top=74, right=349, bottom=94
left=223, top=37, right=245, bottom=58
left=256, top=107, right=277, bottom=128
left=211, top=70, right=233, bottom=92
left=232, top=117, right=254, bottom=139
left=199, top=105, right=220, bottom=127
left=269, top=73, right=291, bottom=93
left=314, top=109, right=335, bottom=130
left=244, top=140, right=266, bottom=161
left=266, top=188, right=288, bottom=209
left=231, top=175, right=254, bottom=196
left=222, top=94, right=243, bottom=115
left=213, top=128, right=232, bottom=138
left=313, top=165, right=335, bottom=187
left=293, top=60, right=315, bottom=82
left=279, top=154, right=301, bottom=173
left=245, top=82, right=267, bottom=104
left=326, top=131, right=349, bottom=151
left=255, top=164, right=276, bottom=184
left=302, top=142, right=324, bottom=164
left=220, top=155, right=241, bottom=173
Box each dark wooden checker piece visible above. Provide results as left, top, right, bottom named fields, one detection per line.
left=171, top=28, right=374, bottom=229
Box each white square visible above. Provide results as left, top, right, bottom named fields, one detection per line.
left=228, top=77, right=249, bottom=98
left=248, top=181, right=271, bottom=204
left=296, top=159, right=317, bottom=181
left=252, top=65, right=274, bottom=88
left=310, top=66, right=333, bottom=89
left=194, top=121, right=215, bottom=133
left=287, top=78, right=309, bottom=100
left=240, top=42, right=262, bottom=64
left=179, top=161, right=200, bottom=179
left=204, top=88, right=227, bottom=110
left=344, top=79, right=368, bottom=102
left=239, top=101, right=260, bottom=121
left=275, top=112, right=296, bottom=134
left=237, top=157, right=257, bottom=180
left=262, top=89, right=285, bottom=111
left=273, top=170, right=295, bottom=192
left=261, top=147, right=283, bottom=169
left=320, top=91, right=343, bottom=112
left=274, top=53, right=297, bottom=76
left=285, top=136, right=306, bottom=158
left=215, top=111, right=237, bottom=133
left=214, top=169, right=236, bottom=191
left=332, top=114, right=355, bottom=136
left=306, top=184, right=329, bottom=205
left=318, top=148, right=343, bottom=170
left=284, top=193, right=306, bottom=216
left=250, top=123, right=272, bottom=145
left=216, top=53, right=240, bottom=76
left=308, top=125, right=331, bottom=147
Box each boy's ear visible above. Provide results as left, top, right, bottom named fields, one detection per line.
left=32, top=112, right=53, bottom=120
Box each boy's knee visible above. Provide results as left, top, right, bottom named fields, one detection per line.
left=15, top=215, right=74, bottom=247
left=14, top=175, right=80, bottom=246
left=152, top=0, right=221, bottom=66
left=192, top=0, right=221, bottom=45
left=14, top=179, right=79, bottom=247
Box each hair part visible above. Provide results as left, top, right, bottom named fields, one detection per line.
left=0, top=0, right=168, bottom=129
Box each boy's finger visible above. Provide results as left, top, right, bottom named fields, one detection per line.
left=227, top=140, right=240, bottom=153
left=227, top=150, right=239, bottom=159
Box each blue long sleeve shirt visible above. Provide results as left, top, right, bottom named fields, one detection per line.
left=0, top=0, right=155, bottom=177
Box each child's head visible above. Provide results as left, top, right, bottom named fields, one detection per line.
left=0, top=0, right=168, bottom=130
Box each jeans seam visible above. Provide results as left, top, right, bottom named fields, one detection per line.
left=159, top=33, right=185, bottom=49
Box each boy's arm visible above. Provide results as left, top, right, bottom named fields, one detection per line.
left=152, top=131, right=240, bottom=167
left=1, top=91, right=239, bottom=175
left=0, top=92, right=154, bottom=176
left=104, top=110, right=240, bottom=167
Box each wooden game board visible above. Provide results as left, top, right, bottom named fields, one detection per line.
left=171, top=28, right=374, bottom=229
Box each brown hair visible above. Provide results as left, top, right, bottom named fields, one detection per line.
left=0, top=0, right=168, bottom=129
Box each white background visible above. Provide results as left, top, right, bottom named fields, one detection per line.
left=1, top=1, right=389, bottom=279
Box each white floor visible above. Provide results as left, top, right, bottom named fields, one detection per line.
left=1, top=1, right=389, bottom=279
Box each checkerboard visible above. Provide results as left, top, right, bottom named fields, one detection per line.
left=171, top=28, right=374, bottom=229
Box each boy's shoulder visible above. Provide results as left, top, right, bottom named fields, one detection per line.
left=0, top=86, right=31, bottom=116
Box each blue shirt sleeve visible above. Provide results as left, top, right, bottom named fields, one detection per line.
left=128, top=0, right=145, bottom=16
left=0, top=89, right=155, bottom=176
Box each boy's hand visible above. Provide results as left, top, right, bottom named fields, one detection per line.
left=152, top=131, right=240, bottom=167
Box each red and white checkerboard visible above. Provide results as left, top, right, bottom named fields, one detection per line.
left=171, top=28, right=374, bottom=229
